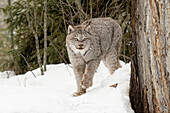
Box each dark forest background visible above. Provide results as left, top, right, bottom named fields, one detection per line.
left=0, top=0, right=131, bottom=75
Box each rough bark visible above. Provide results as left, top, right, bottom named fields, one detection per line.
left=26, top=0, right=44, bottom=75
left=130, top=0, right=169, bottom=113
left=43, top=0, right=47, bottom=71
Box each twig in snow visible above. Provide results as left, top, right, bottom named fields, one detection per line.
left=109, top=83, right=118, bottom=88
left=66, top=65, right=72, bottom=76
left=18, top=52, right=36, bottom=78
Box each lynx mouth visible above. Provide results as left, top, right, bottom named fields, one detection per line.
left=77, top=47, right=84, bottom=50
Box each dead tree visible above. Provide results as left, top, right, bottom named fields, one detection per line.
left=7, top=0, right=14, bottom=48
left=26, top=0, right=44, bottom=75
left=130, top=0, right=169, bottom=113
left=43, top=0, right=47, bottom=71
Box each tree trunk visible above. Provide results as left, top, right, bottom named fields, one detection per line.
left=7, top=0, right=14, bottom=48
left=43, top=0, right=47, bottom=71
left=130, top=0, right=169, bottom=113
left=26, top=0, right=44, bottom=75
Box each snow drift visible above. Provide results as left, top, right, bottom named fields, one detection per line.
left=0, top=61, right=134, bottom=113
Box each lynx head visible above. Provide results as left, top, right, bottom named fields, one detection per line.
left=66, top=21, right=92, bottom=55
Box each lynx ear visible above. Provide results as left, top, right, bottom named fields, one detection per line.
left=68, top=25, right=75, bottom=34
left=84, top=21, right=91, bottom=32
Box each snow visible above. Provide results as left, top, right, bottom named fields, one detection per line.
left=0, top=61, right=134, bottom=113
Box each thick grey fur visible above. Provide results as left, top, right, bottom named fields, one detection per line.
left=66, top=17, right=122, bottom=96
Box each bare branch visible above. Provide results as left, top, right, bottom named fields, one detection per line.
left=26, top=0, right=44, bottom=75
left=43, top=0, right=47, bottom=71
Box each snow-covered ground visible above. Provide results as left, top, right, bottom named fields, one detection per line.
left=0, top=61, right=134, bottom=113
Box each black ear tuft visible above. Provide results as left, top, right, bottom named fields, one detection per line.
left=87, top=21, right=91, bottom=25
left=84, top=21, right=91, bottom=32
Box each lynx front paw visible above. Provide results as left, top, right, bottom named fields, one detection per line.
left=73, top=89, right=86, bottom=97
left=80, top=79, right=92, bottom=89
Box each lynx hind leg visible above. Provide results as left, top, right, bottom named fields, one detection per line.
left=72, top=63, right=86, bottom=97
left=103, top=49, right=120, bottom=75
left=113, top=22, right=122, bottom=69
left=117, top=36, right=122, bottom=68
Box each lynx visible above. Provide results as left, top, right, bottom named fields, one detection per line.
left=66, top=17, right=122, bottom=96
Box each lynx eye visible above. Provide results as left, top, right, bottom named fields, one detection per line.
left=82, top=38, right=87, bottom=41
left=82, top=38, right=90, bottom=41
left=74, top=38, right=79, bottom=41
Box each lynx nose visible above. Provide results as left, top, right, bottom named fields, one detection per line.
left=78, top=43, right=84, bottom=47
left=78, top=43, right=84, bottom=50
